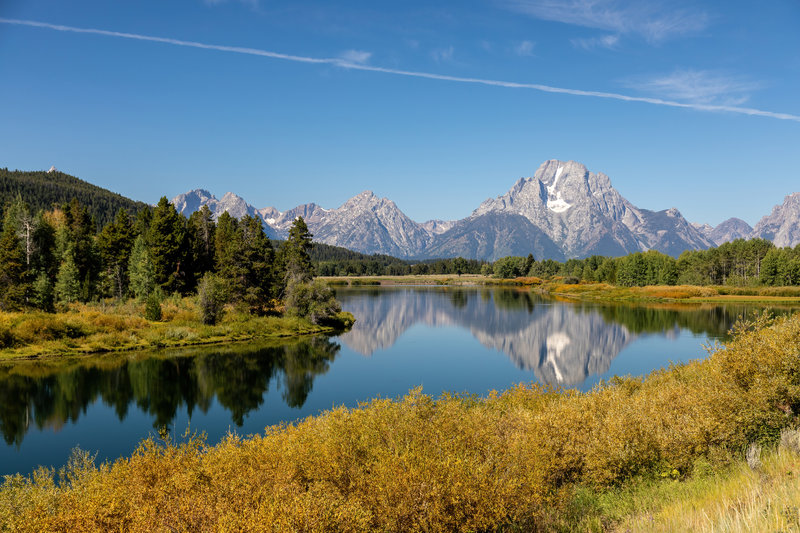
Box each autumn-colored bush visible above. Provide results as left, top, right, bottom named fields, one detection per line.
left=1, top=313, right=799, bottom=531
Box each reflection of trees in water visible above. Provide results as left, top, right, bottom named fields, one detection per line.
left=0, top=336, right=340, bottom=446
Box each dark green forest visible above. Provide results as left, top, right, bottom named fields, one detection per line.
left=0, top=194, right=343, bottom=327
left=0, top=169, right=149, bottom=229
left=312, top=246, right=485, bottom=277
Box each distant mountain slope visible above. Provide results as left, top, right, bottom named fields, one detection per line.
left=424, top=212, right=565, bottom=261
left=711, top=218, right=754, bottom=245
left=0, top=168, right=149, bottom=227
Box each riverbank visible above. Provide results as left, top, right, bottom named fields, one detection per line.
left=539, top=281, right=800, bottom=304
left=1, top=312, right=798, bottom=531
left=0, top=296, right=354, bottom=361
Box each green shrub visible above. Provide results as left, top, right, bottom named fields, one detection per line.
left=144, top=291, right=162, bottom=322
left=285, top=279, right=343, bottom=325
left=197, top=273, right=226, bottom=325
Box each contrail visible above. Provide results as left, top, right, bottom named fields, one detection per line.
left=2, top=17, right=798, bottom=123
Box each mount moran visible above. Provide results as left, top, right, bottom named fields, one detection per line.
left=172, top=160, right=800, bottom=261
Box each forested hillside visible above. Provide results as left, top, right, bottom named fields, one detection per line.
left=0, top=168, right=149, bottom=228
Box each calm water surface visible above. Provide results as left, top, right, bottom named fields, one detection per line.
left=1, top=286, right=795, bottom=476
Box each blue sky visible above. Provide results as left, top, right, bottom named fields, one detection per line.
left=1, top=0, right=798, bottom=227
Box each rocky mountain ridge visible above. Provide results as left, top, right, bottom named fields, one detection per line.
left=751, top=193, right=800, bottom=248
left=171, top=160, right=800, bottom=260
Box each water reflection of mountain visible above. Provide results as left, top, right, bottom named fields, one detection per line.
left=337, top=288, right=770, bottom=387
left=0, top=337, right=339, bottom=447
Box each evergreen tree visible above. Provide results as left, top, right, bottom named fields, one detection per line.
left=147, top=197, right=186, bottom=293
left=128, top=234, right=155, bottom=300
left=0, top=224, right=28, bottom=310
left=214, top=211, right=245, bottom=299
left=133, top=206, right=153, bottom=237
left=97, top=209, right=135, bottom=299
left=187, top=205, right=216, bottom=286
left=282, top=217, right=330, bottom=319
left=283, top=216, right=314, bottom=287
left=239, top=214, right=274, bottom=311
left=55, top=245, right=81, bottom=304
left=63, top=199, right=99, bottom=300
left=32, top=212, right=57, bottom=279
left=31, top=271, right=54, bottom=311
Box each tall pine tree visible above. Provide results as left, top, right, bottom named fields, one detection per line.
left=97, top=209, right=135, bottom=299
left=187, top=205, right=216, bottom=288
left=0, top=224, right=28, bottom=310
left=147, top=197, right=186, bottom=293
left=283, top=216, right=314, bottom=286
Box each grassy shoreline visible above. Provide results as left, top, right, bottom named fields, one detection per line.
left=0, top=296, right=354, bottom=361
left=1, top=312, right=799, bottom=531
left=538, top=281, right=800, bottom=304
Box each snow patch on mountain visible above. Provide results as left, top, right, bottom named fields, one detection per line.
left=546, top=165, right=572, bottom=213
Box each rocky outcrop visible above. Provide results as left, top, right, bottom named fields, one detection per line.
left=752, top=193, right=800, bottom=248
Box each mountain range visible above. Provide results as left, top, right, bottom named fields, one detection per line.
left=172, top=160, right=800, bottom=260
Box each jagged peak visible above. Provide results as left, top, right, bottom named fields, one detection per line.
left=185, top=188, right=214, bottom=198
left=343, top=190, right=390, bottom=209
left=220, top=191, right=247, bottom=202
left=783, top=192, right=800, bottom=202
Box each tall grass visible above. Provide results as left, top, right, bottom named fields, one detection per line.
left=0, top=313, right=798, bottom=531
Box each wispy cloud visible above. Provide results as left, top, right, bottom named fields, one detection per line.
left=571, top=34, right=619, bottom=50
left=624, top=69, right=761, bottom=105
left=431, top=46, right=455, bottom=62
left=1, top=18, right=797, bottom=122
left=339, top=49, right=372, bottom=64
left=502, top=0, right=708, bottom=43
left=514, top=40, right=535, bottom=56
